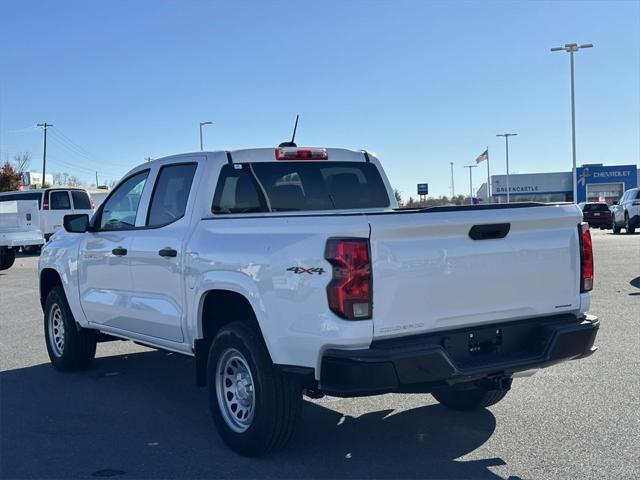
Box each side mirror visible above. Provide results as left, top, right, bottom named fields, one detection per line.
left=64, top=214, right=90, bottom=233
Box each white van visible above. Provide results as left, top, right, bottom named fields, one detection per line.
left=0, top=188, right=94, bottom=242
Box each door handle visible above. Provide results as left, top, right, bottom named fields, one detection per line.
left=158, top=248, right=178, bottom=258
left=112, top=247, right=128, bottom=256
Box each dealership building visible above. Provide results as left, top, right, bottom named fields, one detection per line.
left=478, top=164, right=639, bottom=204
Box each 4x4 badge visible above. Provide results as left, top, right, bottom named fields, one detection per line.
left=287, top=266, right=325, bottom=275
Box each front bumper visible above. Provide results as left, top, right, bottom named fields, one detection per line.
left=320, top=314, right=599, bottom=397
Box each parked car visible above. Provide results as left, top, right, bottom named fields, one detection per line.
left=38, top=147, right=599, bottom=456
left=611, top=187, right=640, bottom=234
left=0, top=188, right=94, bottom=250
left=0, top=199, right=44, bottom=270
left=579, top=202, right=612, bottom=229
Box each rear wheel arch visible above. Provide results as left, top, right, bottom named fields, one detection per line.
left=195, top=289, right=271, bottom=386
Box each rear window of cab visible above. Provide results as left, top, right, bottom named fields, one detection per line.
left=212, top=161, right=390, bottom=214
left=582, top=203, right=610, bottom=212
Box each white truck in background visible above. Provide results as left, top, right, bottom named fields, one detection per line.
left=0, top=188, right=94, bottom=249
left=38, top=146, right=599, bottom=456
left=0, top=200, right=44, bottom=270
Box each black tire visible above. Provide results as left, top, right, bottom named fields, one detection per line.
left=207, top=321, right=302, bottom=456
left=625, top=213, right=636, bottom=234
left=432, top=384, right=509, bottom=411
left=612, top=219, right=621, bottom=234
left=0, top=248, right=16, bottom=271
left=44, top=286, right=97, bottom=371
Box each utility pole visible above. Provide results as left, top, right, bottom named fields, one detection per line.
left=450, top=162, right=455, bottom=198
left=464, top=165, right=478, bottom=205
left=496, top=133, right=517, bottom=203
left=145, top=157, right=153, bottom=163
left=551, top=43, right=593, bottom=203
left=95, top=171, right=99, bottom=187
left=199, top=121, right=213, bottom=151
left=37, top=123, right=53, bottom=187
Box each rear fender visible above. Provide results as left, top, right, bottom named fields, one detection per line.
left=194, top=271, right=273, bottom=357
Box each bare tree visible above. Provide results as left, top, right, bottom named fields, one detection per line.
left=67, top=175, right=84, bottom=187
left=12, top=152, right=31, bottom=175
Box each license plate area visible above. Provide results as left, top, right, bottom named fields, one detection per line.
left=468, top=329, right=502, bottom=356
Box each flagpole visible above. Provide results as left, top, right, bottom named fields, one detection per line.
left=486, top=146, right=491, bottom=202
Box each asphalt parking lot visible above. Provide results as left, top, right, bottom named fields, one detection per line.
left=1, top=229, right=638, bottom=480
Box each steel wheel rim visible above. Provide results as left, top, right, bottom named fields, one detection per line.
left=216, top=348, right=255, bottom=432
left=48, top=304, right=64, bottom=357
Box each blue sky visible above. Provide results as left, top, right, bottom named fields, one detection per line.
left=2, top=0, right=638, bottom=197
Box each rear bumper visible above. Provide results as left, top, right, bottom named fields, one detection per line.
left=320, top=314, right=599, bottom=397
left=585, top=219, right=611, bottom=228
left=0, top=233, right=44, bottom=247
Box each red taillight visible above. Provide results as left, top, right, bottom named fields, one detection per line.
left=325, top=238, right=372, bottom=320
left=579, top=223, right=594, bottom=292
left=90, top=197, right=95, bottom=209
left=42, top=196, right=49, bottom=210
left=275, top=147, right=328, bottom=161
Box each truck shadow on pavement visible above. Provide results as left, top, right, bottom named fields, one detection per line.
left=1, top=350, right=509, bottom=479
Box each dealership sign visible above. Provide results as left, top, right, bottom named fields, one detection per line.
left=417, top=183, right=429, bottom=195
left=576, top=165, right=638, bottom=203
left=491, top=172, right=572, bottom=196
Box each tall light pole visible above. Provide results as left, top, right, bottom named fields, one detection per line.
left=464, top=165, right=478, bottom=205
left=199, top=121, right=213, bottom=151
left=450, top=162, right=455, bottom=198
left=551, top=43, right=593, bottom=203
left=37, top=123, right=53, bottom=187
left=496, top=133, right=517, bottom=203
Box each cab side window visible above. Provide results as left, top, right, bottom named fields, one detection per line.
left=146, top=163, right=197, bottom=227
left=50, top=191, right=71, bottom=210
left=100, top=171, right=149, bottom=230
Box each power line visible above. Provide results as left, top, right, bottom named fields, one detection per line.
left=47, top=155, right=124, bottom=176
left=50, top=127, right=133, bottom=168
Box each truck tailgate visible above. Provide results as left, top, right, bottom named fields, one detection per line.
left=366, top=204, right=583, bottom=339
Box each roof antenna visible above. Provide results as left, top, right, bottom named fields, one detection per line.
left=278, top=114, right=299, bottom=147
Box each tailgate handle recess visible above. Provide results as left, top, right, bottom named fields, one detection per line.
left=469, top=223, right=511, bottom=240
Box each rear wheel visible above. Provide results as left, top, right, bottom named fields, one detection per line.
left=0, top=248, right=16, bottom=270
left=44, top=286, right=97, bottom=371
left=432, top=382, right=510, bottom=411
left=625, top=213, right=636, bottom=234
left=207, top=321, right=302, bottom=456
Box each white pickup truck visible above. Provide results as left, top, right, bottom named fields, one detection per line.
left=1, top=199, right=44, bottom=270
left=38, top=146, right=599, bottom=456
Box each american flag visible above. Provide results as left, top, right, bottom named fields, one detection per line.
left=475, top=149, right=488, bottom=164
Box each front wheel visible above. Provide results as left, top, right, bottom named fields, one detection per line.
left=612, top=219, right=621, bottom=234
left=207, top=322, right=302, bottom=456
left=44, top=286, right=97, bottom=371
left=432, top=383, right=510, bottom=411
